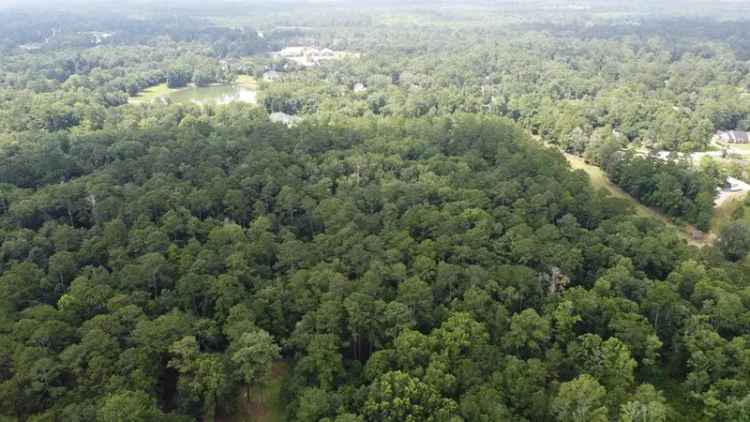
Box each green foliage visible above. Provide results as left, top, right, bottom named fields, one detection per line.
left=97, top=390, right=165, bottom=422
left=231, top=329, right=281, bottom=391
left=717, top=222, right=750, bottom=261
left=0, top=110, right=744, bottom=421
left=619, top=384, right=669, bottom=422
left=552, top=374, right=609, bottom=422
left=363, top=371, right=457, bottom=422
left=607, top=153, right=718, bottom=229
left=1, top=4, right=750, bottom=422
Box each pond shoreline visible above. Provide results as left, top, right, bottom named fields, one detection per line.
left=129, top=75, right=258, bottom=106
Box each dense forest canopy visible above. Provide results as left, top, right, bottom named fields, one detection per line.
left=1, top=1, right=750, bottom=421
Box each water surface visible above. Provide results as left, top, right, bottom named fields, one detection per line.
left=167, top=85, right=257, bottom=105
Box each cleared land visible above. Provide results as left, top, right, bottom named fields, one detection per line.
left=562, top=152, right=712, bottom=246
left=236, top=75, right=258, bottom=89
left=564, top=152, right=666, bottom=220
left=712, top=194, right=750, bottom=233
left=221, top=362, right=288, bottom=422
left=128, top=83, right=180, bottom=104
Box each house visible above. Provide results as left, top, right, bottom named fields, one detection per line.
left=353, top=83, right=367, bottom=93
left=278, top=47, right=306, bottom=58
left=716, top=130, right=750, bottom=144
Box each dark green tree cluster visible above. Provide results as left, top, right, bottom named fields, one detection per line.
left=606, top=153, right=718, bottom=230
left=1, top=3, right=750, bottom=422
left=1, top=110, right=748, bottom=421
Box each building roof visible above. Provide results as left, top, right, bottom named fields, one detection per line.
left=263, top=71, right=281, bottom=81
left=718, top=130, right=749, bottom=142
left=353, top=83, right=367, bottom=93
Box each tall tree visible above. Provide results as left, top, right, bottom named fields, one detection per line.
left=230, top=329, right=281, bottom=404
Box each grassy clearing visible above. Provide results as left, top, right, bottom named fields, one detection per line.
left=225, top=362, right=288, bottom=422
left=562, top=152, right=711, bottom=246
left=235, top=75, right=258, bottom=90
left=128, top=83, right=180, bottom=104
left=564, top=153, right=662, bottom=219
left=712, top=194, right=750, bottom=233
left=254, top=362, right=287, bottom=422
left=718, top=142, right=750, bottom=154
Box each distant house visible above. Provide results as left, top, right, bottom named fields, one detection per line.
left=716, top=130, right=750, bottom=144
left=263, top=71, right=281, bottom=82
left=19, top=43, right=43, bottom=51
left=279, top=47, right=306, bottom=58
left=353, top=83, right=367, bottom=93
left=270, top=112, right=302, bottom=127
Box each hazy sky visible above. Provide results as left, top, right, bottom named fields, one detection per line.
left=3, top=0, right=750, bottom=13
left=0, top=0, right=248, bottom=9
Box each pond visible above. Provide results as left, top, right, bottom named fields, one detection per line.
left=130, top=83, right=257, bottom=106
left=166, top=85, right=257, bottom=106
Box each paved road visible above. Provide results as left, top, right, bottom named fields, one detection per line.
left=715, top=177, right=750, bottom=207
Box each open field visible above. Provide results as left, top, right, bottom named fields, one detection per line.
left=728, top=143, right=750, bottom=153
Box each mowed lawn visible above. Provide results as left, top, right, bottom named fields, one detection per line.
left=128, top=83, right=178, bottom=104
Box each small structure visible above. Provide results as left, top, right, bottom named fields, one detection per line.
left=278, top=47, right=306, bottom=58
left=353, top=83, right=367, bottom=93
left=273, top=46, right=356, bottom=68
left=19, top=43, right=43, bottom=51
left=716, top=130, right=750, bottom=144
left=263, top=71, right=281, bottom=82
left=691, top=229, right=705, bottom=242
left=726, top=177, right=749, bottom=192
left=270, top=112, right=303, bottom=127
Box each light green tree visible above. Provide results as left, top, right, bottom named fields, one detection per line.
left=231, top=329, right=281, bottom=404
left=552, top=374, right=609, bottom=422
